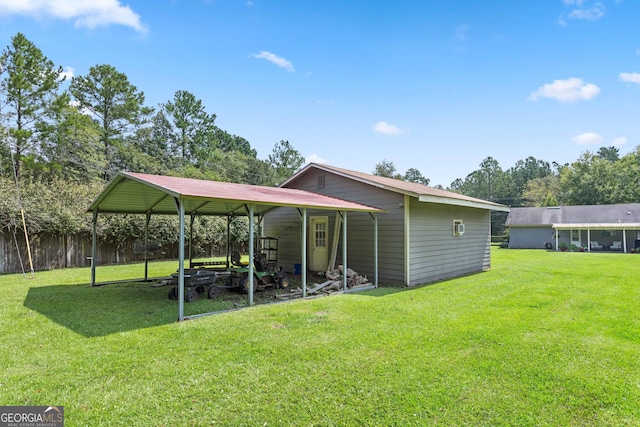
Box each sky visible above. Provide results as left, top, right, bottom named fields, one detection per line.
left=1, top=0, right=639, bottom=187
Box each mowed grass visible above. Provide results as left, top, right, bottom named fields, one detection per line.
left=1, top=249, right=639, bottom=426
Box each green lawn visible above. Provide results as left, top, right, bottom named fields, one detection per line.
left=1, top=249, right=639, bottom=426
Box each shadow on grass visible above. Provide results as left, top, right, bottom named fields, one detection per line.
left=362, top=269, right=496, bottom=298
left=22, top=276, right=437, bottom=338
left=24, top=281, right=181, bottom=337
left=349, top=277, right=460, bottom=298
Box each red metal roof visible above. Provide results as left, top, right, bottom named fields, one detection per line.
left=89, top=172, right=384, bottom=216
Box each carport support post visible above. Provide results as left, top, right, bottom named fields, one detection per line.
left=189, top=214, right=195, bottom=266
left=226, top=215, right=231, bottom=268
left=302, top=208, right=307, bottom=298
left=342, top=211, right=348, bottom=292
left=144, top=211, right=151, bottom=281
left=374, top=212, right=378, bottom=287
left=248, top=205, right=255, bottom=306
left=176, top=198, right=186, bottom=321
left=90, top=210, right=97, bottom=286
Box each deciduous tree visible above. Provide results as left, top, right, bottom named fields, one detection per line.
left=560, top=151, right=618, bottom=205
left=596, top=146, right=620, bottom=162
left=611, top=146, right=640, bottom=202
left=505, top=156, right=552, bottom=205
left=522, top=175, right=560, bottom=207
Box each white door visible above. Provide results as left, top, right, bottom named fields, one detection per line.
left=309, top=216, right=329, bottom=272
left=571, top=229, right=581, bottom=248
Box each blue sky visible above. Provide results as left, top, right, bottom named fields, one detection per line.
left=1, top=0, right=639, bottom=187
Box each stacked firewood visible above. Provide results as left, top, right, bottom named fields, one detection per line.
left=324, top=265, right=368, bottom=289
left=277, top=265, right=369, bottom=299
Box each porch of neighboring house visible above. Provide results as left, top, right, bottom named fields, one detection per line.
left=552, top=224, right=640, bottom=253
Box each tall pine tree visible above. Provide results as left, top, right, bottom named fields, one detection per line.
left=70, top=64, right=149, bottom=179
left=0, top=32, right=66, bottom=180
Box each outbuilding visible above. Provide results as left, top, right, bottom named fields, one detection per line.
left=264, top=163, right=510, bottom=287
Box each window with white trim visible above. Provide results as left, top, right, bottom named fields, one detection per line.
left=453, top=219, right=465, bottom=236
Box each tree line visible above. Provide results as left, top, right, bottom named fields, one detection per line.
left=2, top=31, right=639, bottom=261
left=448, top=145, right=640, bottom=207
left=0, top=32, right=305, bottom=256
left=375, top=145, right=640, bottom=208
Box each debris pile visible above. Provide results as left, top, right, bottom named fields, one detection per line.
left=277, top=265, right=370, bottom=299
left=325, top=265, right=368, bottom=289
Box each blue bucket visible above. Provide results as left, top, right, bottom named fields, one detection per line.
left=293, top=263, right=302, bottom=275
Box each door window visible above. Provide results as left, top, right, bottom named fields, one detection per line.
left=315, top=222, right=326, bottom=248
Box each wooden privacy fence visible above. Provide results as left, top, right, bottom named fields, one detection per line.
left=0, top=231, right=179, bottom=275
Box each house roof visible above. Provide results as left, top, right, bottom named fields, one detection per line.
left=506, top=204, right=640, bottom=229
left=280, top=163, right=510, bottom=212
left=88, top=171, right=384, bottom=216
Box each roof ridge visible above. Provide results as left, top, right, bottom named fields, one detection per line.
left=289, top=163, right=508, bottom=210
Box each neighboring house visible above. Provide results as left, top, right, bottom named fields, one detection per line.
left=264, top=163, right=509, bottom=287
left=506, top=204, right=640, bottom=252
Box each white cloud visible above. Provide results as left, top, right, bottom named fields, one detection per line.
left=612, top=136, right=628, bottom=146
left=373, top=121, right=406, bottom=136
left=69, top=98, right=93, bottom=116
left=572, top=132, right=604, bottom=145
left=568, top=4, right=605, bottom=21
left=0, top=0, right=147, bottom=33
left=559, top=0, right=605, bottom=25
left=528, top=77, right=600, bottom=102
left=251, top=51, right=294, bottom=72
left=305, top=153, right=325, bottom=165
left=58, top=66, right=74, bottom=81
left=619, top=72, right=640, bottom=84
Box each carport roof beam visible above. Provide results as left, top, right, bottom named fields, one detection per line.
left=88, top=172, right=384, bottom=217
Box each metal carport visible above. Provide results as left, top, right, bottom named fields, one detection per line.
left=87, top=172, right=383, bottom=321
